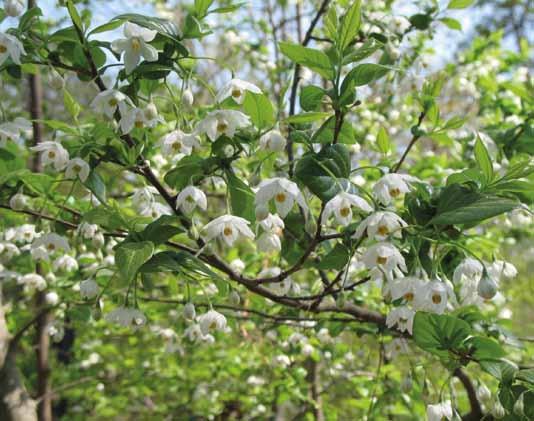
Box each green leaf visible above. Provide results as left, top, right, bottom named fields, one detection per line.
left=409, top=13, right=432, bottom=30
left=225, top=170, right=255, bottom=223
left=466, top=336, right=505, bottom=360
left=317, top=243, right=350, bottom=270
left=83, top=207, right=125, bottom=230
left=66, top=0, right=83, bottom=33
left=63, top=89, right=81, bottom=120
left=343, top=63, right=392, bottom=88
left=516, top=369, right=534, bottom=385
left=164, top=156, right=204, bottom=190
left=113, top=13, right=182, bottom=43
left=286, top=112, right=331, bottom=124
left=295, top=144, right=351, bottom=201
left=88, top=19, right=125, bottom=35
left=115, top=241, right=155, bottom=283
left=18, top=7, right=42, bottom=32
left=474, top=137, right=494, bottom=184
left=312, top=117, right=355, bottom=145
left=194, top=0, right=214, bottom=17
left=83, top=170, right=107, bottom=204
left=140, top=251, right=218, bottom=279
left=343, top=38, right=384, bottom=64
left=300, top=85, right=325, bottom=112
left=439, top=17, right=462, bottom=31
left=208, top=3, right=246, bottom=14
left=413, top=312, right=472, bottom=358
left=279, top=42, right=334, bottom=79
left=479, top=359, right=518, bottom=383
left=138, top=216, right=184, bottom=244
left=376, top=126, right=390, bottom=154
left=447, top=0, right=474, bottom=9
left=338, top=0, right=361, bottom=51
left=243, top=92, right=275, bottom=129
left=430, top=184, right=518, bottom=225
left=442, top=116, right=467, bottom=130
left=20, top=172, right=54, bottom=195
left=39, top=119, right=78, bottom=135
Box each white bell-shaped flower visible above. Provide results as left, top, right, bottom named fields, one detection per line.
left=202, top=215, right=255, bottom=246
left=111, top=22, right=158, bottom=74
left=322, top=192, right=373, bottom=226
left=175, top=186, right=207, bottom=214
left=216, top=78, right=261, bottom=104
left=255, top=177, right=308, bottom=218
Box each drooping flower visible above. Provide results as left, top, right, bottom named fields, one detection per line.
left=453, top=258, right=483, bottom=284
left=111, top=22, right=158, bottom=74
left=119, top=105, right=161, bottom=133
left=182, top=89, right=194, bottom=107
left=216, top=78, right=261, bottom=104
left=0, top=32, right=25, bottom=66
left=30, top=141, right=69, bottom=171
left=17, top=273, right=46, bottom=291
left=198, top=309, right=227, bottom=335
left=361, top=242, right=407, bottom=283
left=196, top=110, right=250, bottom=141
left=175, top=186, right=207, bottom=214
left=258, top=267, right=293, bottom=296
left=373, top=173, right=418, bottom=205
left=160, top=130, right=200, bottom=157
left=9, top=192, right=29, bottom=210
left=32, top=233, right=70, bottom=255
left=53, top=254, right=79, bottom=272
left=0, top=117, right=31, bottom=148
left=322, top=192, right=373, bottom=226
left=0, top=242, right=20, bottom=261
left=4, top=0, right=25, bottom=17
left=388, top=276, right=423, bottom=304
left=259, top=130, right=286, bottom=152
left=183, top=302, right=196, bottom=321
left=255, top=178, right=308, bottom=218
left=78, top=222, right=99, bottom=240
left=105, top=307, right=147, bottom=328
left=415, top=279, right=449, bottom=314
left=257, top=213, right=284, bottom=253
left=80, top=279, right=99, bottom=299
left=132, top=186, right=158, bottom=210
left=90, top=89, right=131, bottom=118
left=353, top=211, right=407, bottom=240
left=426, top=400, right=453, bottom=421
left=202, top=215, right=255, bottom=246
left=13, top=224, right=38, bottom=243
left=139, top=201, right=173, bottom=219
left=65, top=158, right=90, bottom=182
left=386, top=306, right=415, bottom=334
left=385, top=338, right=410, bottom=358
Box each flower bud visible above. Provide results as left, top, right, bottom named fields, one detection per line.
left=477, top=383, right=491, bottom=405
left=513, top=393, right=525, bottom=416
left=5, top=0, right=25, bottom=17
left=144, top=103, right=158, bottom=120
left=45, top=291, right=60, bottom=306
left=229, top=290, right=241, bottom=306
left=491, top=401, right=506, bottom=419
left=478, top=275, right=498, bottom=300
left=183, top=302, right=196, bottom=321
left=401, top=375, right=412, bottom=393
left=255, top=204, right=269, bottom=221
left=182, top=89, right=194, bottom=107
left=48, top=69, right=65, bottom=90
left=9, top=192, right=28, bottom=211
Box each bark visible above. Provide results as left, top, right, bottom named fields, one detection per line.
left=305, top=358, right=324, bottom=421
left=0, top=290, right=38, bottom=421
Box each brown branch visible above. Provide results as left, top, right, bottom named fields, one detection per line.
left=391, top=111, right=426, bottom=173
left=453, top=368, right=484, bottom=421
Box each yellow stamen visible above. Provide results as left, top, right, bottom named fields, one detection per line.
left=275, top=193, right=286, bottom=203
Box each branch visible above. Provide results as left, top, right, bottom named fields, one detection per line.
left=453, top=368, right=484, bottom=421
left=391, top=111, right=426, bottom=173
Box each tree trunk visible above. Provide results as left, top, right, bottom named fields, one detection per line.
left=0, top=289, right=38, bottom=421
left=305, top=358, right=324, bottom=421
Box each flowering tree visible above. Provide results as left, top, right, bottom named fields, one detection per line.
left=0, top=0, right=533, bottom=419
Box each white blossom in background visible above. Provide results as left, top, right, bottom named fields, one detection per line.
left=4, top=0, right=25, bottom=16
left=90, top=89, right=131, bottom=118
left=32, top=233, right=70, bottom=255
left=322, top=192, right=373, bottom=226
left=175, top=186, right=207, bottom=214
left=65, top=158, right=90, bottom=182
left=53, top=254, right=79, bottom=272
left=386, top=306, right=415, bottom=334
left=0, top=32, right=25, bottom=66
left=111, top=22, right=158, bottom=74
left=17, top=273, right=46, bottom=291
left=48, top=68, right=65, bottom=90
left=259, top=130, right=286, bottom=152
left=255, top=178, right=308, bottom=218
left=160, top=130, right=200, bottom=157
left=273, top=354, right=291, bottom=368
left=120, top=105, right=161, bottom=133
left=198, top=309, right=227, bottom=335
left=132, top=186, right=158, bottom=210
left=182, top=89, right=194, bottom=107
left=9, top=192, right=29, bottom=210
left=202, top=215, right=255, bottom=246
left=361, top=242, right=407, bottom=283
left=353, top=211, right=407, bottom=240
left=453, top=258, right=483, bottom=284
left=196, top=110, right=251, bottom=141
left=0, top=117, right=32, bottom=148
left=30, top=141, right=69, bottom=171
left=258, top=267, right=293, bottom=296
left=105, top=307, right=147, bottom=328
left=78, top=223, right=99, bottom=240
left=13, top=224, right=38, bottom=243
left=385, top=338, right=410, bottom=358
left=257, top=213, right=284, bottom=253
left=229, top=258, right=245, bottom=273
left=426, top=400, right=453, bottom=421
left=139, top=201, right=173, bottom=219
left=216, top=78, right=261, bottom=104
left=45, top=291, right=60, bottom=306
left=183, top=302, right=196, bottom=320
left=80, top=279, right=99, bottom=299
left=373, top=173, right=418, bottom=205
